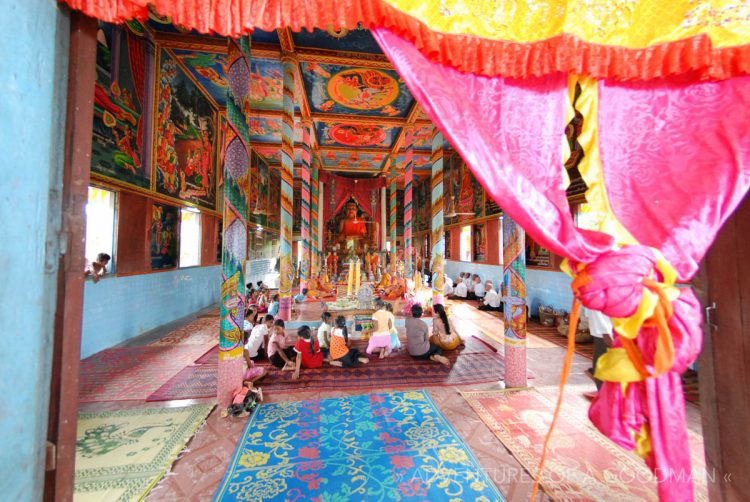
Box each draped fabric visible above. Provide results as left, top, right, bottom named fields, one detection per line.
left=373, top=26, right=750, bottom=501
left=320, top=172, right=385, bottom=224
left=61, top=0, right=750, bottom=80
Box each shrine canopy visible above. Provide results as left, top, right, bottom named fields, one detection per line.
left=63, top=0, right=750, bottom=81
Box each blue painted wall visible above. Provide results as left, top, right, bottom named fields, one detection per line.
left=0, top=2, right=69, bottom=499
left=526, top=269, right=574, bottom=315
left=81, top=266, right=222, bottom=358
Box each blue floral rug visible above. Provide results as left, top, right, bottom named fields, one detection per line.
left=214, top=390, right=506, bottom=501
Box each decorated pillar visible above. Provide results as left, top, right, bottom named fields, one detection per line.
left=299, top=119, right=312, bottom=291
left=389, top=171, right=397, bottom=271
left=311, top=157, right=320, bottom=276
left=502, top=215, right=527, bottom=388
left=218, top=36, right=251, bottom=411
left=318, top=178, right=325, bottom=254
left=430, top=128, right=445, bottom=305
left=278, top=53, right=296, bottom=320
left=403, top=126, right=414, bottom=277
left=380, top=187, right=387, bottom=251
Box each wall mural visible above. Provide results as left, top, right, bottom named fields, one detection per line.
left=473, top=223, right=487, bottom=262
left=91, top=23, right=151, bottom=189
left=254, top=145, right=282, bottom=164
left=151, top=202, right=179, bottom=269
left=526, top=236, right=552, bottom=269
left=267, top=168, right=281, bottom=231
left=300, top=62, right=413, bottom=117
left=316, top=121, right=401, bottom=148
left=485, top=191, right=502, bottom=216
left=248, top=117, right=304, bottom=144
left=172, top=48, right=227, bottom=107
left=249, top=59, right=284, bottom=110
left=155, top=48, right=217, bottom=210
left=321, top=150, right=387, bottom=170
left=413, top=177, right=432, bottom=234
left=448, top=153, right=484, bottom=221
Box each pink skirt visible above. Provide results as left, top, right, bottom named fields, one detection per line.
left=244, top=365, right=265, bottom=381
left=366, top=332, right=392, bottom=355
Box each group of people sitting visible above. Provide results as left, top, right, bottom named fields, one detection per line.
left=240, top=297, right=464, bottom=383
left=446, top=273, right=503, bottom=312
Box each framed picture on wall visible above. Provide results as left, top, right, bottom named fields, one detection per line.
left=151, top=203, right=179, bottom=270
left=473, top=223, right=486, bottom=262
left=444, top=229, right=451, bottom=260
left=526, top=236, right=552, bottom=268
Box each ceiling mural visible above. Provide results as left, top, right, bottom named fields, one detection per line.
left=248, top=117, right=304, bottom=144
left=249, top=59, right=284, bottom=111
left=172, top=49, right=227, bottom=107
left=292, top=27, right=383, bottom=54
left=394, top=152, right=432, bottom=171
left=254, top=145, right=281, bottom=164
left=316, top=121, right=400, bottom=148
left=321, top=150, right=387, bottom=171
left=300, top=63, right=413, bottom=117
left=410, top=125, right=435, bottom=150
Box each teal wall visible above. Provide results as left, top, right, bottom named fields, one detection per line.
left=0, top=1, right=69, bottom=499
left=526, top=268, right=574, bottom=315
left=81, top=266, right=222, bottom=358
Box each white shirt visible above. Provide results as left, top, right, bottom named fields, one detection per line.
left=317, top=321, right=331, bottom=348
left=443, top=276, right=454, bottom=296
left=483, top=289, right=501, bottom=308
left=245, top=324, right=268, bottom=357
left=474, top=282, right=485, bottom=298
left=587, top=309, right=613, bottom=338
left=455, top=281, right=468, bottom=298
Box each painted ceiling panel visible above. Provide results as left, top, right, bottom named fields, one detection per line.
left=316, top=121, right=401, bottom=149
left=292, top=27, right=383, bottom=54
left=321, top=150, right=387, bottom=171
left=393, top=152, right=432, bottom=171
left=300, top=63, right=413, bottom=117
left=171, top=49, right=227, bottom=107
left=251, top=28, right=281, bottom=45
left=253, top=145, right=304, bottom=166
left=410, top=124, right=435, bottom=150
left=248, top=117, right=304, bottom=144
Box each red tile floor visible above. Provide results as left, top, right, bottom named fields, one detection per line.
left=80, top=299, right=706, bottom=502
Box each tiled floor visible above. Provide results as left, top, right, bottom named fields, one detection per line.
left=80, top=299, right=705, bottom=501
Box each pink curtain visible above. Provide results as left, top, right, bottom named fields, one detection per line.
left=374, top=26, right=750, bottom=501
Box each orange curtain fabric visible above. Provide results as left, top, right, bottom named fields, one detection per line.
left=61, top=0, right=750, bottom=80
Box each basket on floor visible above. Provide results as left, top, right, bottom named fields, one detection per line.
left=538, top=306, right=556, bottom=326
left=557, top=322, right=593, bottom=343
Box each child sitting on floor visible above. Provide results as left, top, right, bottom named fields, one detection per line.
left=246, top=314, right=273, bottom=361
left=317, top=311, right=333, bottom=361
left=268, top=319, right=296, bottom=370
left=329, top=315, right=369, bottom=368
left=267, top=294, right=280, bottom=317
left=292, top=325, right=323, bottom=379
left=385, top=302, right=401, bottom=351
left=368, top=300, right=394, bottom=359
left=294, top=288, right=309, bottom=304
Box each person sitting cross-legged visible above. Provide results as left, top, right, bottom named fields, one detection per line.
left=431, top=303, right=462, bottom=351
left=292, top=325, right=323, bottom=379
left=477, top=280, right=502, bottom=312
left=268, top=319, right=296, bottom=370
left=406, top=304, right=450, bottom=366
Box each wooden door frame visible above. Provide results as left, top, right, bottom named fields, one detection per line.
left=697, top=192, right=750, bottom=502
left=44, top=10, right=97, bottom=502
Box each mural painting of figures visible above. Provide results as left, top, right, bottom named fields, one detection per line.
left=151, top=203, right=179, bottom=269
left=155, top=49, right=217, bottom=210
left=91, top=23, right=151, bottom=188
left=473, top=223, right=487, bottom=262
left=457, top=158, right=475, bottom=221
left=472, top=171, right=485, bottom=218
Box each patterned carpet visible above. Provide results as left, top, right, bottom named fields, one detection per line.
left=195, top=344, right=219, bottom=365
left=147, top=336, right=506, bottom=399
left=148, top=317, right=219, bottom=346
left=147, top=365, right=220, bottom=402
left=462, top=389, right=708, bottom=502
left=74, top=404, right=213, bottom=501
left=214, top=390, right=506, bottom=501
left=79, top=345, right=210, bottom=403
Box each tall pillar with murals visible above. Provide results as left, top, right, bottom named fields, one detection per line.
left=403, top=125, right=414, bottom=278
left=503, top=216, right=528, bottom=388
left=430, top=128, right=445, bottom=305
left=299, top=119, right=312, bottom=292
left=218, top=36, right=251, bottom=411
left=278, top=53, right=296, bottom=320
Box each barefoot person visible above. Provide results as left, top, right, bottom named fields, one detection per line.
left=431, top=303, right=462, bottom=351
left=368, top=299, right=393, bottom=359
left=329, top=315, right=369, bottom=367
left=405, top=304, right=450, bottom=366
left=292, top=325, right=323, bottom=379
left=267, top=319, right=296, bottom=370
